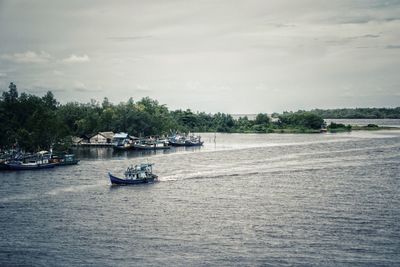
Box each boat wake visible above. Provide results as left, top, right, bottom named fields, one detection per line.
left=0, top=182, right=107, bottom=203
left=156, top=145, right=400, bottom=183
left=46, top=183, right=105, bottom=196
left=0, top=193, right=41, bottom=203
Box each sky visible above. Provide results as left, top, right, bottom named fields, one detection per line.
left=0, top=0, right=399, bottom=113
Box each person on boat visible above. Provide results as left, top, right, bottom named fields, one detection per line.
left=125, top=166, right=135, bottom=179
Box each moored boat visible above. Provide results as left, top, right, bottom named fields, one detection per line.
left=184, top=135, right=204, bottom=146
left=5, top=161, right=56, bottom=170
left=4, top=151, right=57, bottom=170
left=109, top=163, right=158, bottom=185
left=113, top=143, right=135, bottom=150
left=168, top=135, right=186, bottom=146
left=0, top=161, right=10, bottom=170
left=169, top=132, right=204, bottom=147
left=133, top=139, right=170, bottom=150
left=51, top=154, right=80, bottom=166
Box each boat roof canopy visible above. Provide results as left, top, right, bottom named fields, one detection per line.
left=113, top=132, right=129, bottom=138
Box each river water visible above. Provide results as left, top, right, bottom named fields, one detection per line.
left=1, top=130, right=400, bottom=266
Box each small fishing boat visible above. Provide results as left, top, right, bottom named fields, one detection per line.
left=113, top=143, right=135, bottom=150
left=5, top=151, right=57, bottom=170
left=109, top=163, right=158, bottom=185
left=169, top=133, right=204, bottom=147
left=5, top=161, right=56, bottom=170
left=168, top=135, right=186, bottom=146
left=51, top=154, right=80, bottom=166
left=184, top=135, right=204, bottom=146
left=0, top=160, right=10, bottom=171
left=133, top=139, right=170, bottom=150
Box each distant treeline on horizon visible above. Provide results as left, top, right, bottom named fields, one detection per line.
left=234, top=106, right=400, bottom=120
left=308, top=108, right=400, bottom=119
left=0, top=83, right=399, bottom=151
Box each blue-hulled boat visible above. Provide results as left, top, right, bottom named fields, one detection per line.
left=5, top=161, right=56, bottom=170
left=4, top=150, right=57, bottom=170
left=109, top=163, right=158, bottom=185
left=0, top=161, right=10, bottom=170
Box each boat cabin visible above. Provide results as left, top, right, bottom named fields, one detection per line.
left=124, top=164, right=153, bottom=180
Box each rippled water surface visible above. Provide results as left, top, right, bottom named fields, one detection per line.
left=1, top=131, right=400, bottom=266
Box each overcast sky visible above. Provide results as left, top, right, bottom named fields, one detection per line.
left=0, top=0, right=399, bottom=113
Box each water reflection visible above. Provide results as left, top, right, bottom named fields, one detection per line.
left=72, top=145, right=203, bottom=160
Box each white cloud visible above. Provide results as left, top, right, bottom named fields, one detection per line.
left=1, top=1, right=399, bottom=111
left=0, top=51, right=51, bottom=63
left=62, top=54, right=90, bottom=63
left=0, top=72, right=7, bottom=77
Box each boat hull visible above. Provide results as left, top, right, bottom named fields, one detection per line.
left=0, top=162, right=10, bottom=170
left=169, top=141, right=204, bottom=147
left=168, top=142, right=186, bottom=147
left=56, top=159, right=80, bottom=166
left=5, top=162, right=57, bottom=170
left=113, top=145, right=134, bottom=150
left=109, top=172, right=158, bottom=185
left=185, top=141, right=204, bottom=146
left=133, top=144, right=170, bottom=150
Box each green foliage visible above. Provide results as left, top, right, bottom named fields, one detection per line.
left=252, top=124, right=266, bottom=133
left=311, top=108, right=400, bottom=119
left=327, top=122, right=352, bottom=132
left=278, top=111, right=324, bottom=129
left=0, top=83, right=335, bottom=151
left=255, top=113, right=270, bottom=125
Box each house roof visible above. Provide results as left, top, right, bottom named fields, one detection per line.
left=98, top=131, right=114, bottom=139
left=80, top=134, right=92, bottom=139
left=72, top=136, right=83, bottom=143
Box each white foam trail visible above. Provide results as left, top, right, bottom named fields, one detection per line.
left=0, top=193, right=40, bottom=203
left=46, top=183, right=105, bottom=196
left=156, top=147, right=400, bottom=182
left=0, top=182, right=107, bottom=203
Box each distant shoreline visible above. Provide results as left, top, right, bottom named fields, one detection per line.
left=1, top=83, right=399, bottom=151
left=196, top=125, right=400, bottom=135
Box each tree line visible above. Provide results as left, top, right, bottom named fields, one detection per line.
left=309, top=107, right=400, bottom=119
left=1, top=83, right=326, bottom=151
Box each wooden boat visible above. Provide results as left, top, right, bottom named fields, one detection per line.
left=168, top=138, right=186, bottom=146
left=5, top=161, right=57, bottom=170
left=109, top=163, right=158, bottom=185
left=51, top=154, right=80, bottom=166
left=184, top=138, right=204, bottom=146
left=113, top=144, right=134, bottom=150
left=169, top=133, right=203, bottom=147
left=133, top=140, right=170, bottom=150
left=4, top=150, right=57, bottom=170
left=0, top=161, right=10, bottom=170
